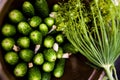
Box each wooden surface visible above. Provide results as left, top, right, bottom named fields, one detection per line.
left=0, top=0, right=7, bottom=12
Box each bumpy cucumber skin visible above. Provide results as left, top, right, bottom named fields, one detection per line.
left=52, top=4, right=60, bottom=12
left=1, top=38, right=15, bottom=51
left=19, top=49, right=34, bottom=62
left=53, top=59, right=65, bottom=78
left=55, top=34, right=64, bottom=44
left=57, top=47, right=63, bottom=59
left=4, top=51, right=19, bottom=65
left=29, top=16, right=42, bottom=28
left=42, top=62, right=55, bottom=72
left=43, top=36, right=55, bottom=48
left=34, top=0, right=49, bottom=18
left=28, top=67, right=41, bottom=80
left=39, top=23, right=48, bottom=36
left=1, top=24, right=16, bottom=37
left=22, top=1, right=35, bottom=17
left=44, top=17, right=54, bottom=28
left=33, top=53, right=44, bottom=65
left=9, top=9, right=25, bottom=23
left=41, top=72, right=51, bottom=80
left=30, top=30, right=42, bottom=45
left=17, top=37, right=30, bottom=48
left=18, top=22, right=32, bottom=35
left=14, top=63, right=27, bottom=77
left=43, top=49, right=56, bottom=62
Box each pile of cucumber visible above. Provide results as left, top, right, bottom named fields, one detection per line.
left=1, top=0, right=78, bottom=80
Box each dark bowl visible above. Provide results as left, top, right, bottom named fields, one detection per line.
left=0, top=0, right=120, bottom=80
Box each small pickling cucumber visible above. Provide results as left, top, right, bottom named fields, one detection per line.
left=39, top=23, right=48, bottom=36
left=18, top=21, right=32, bottom=35
left=44, top=17, right=54, bottom=29
left=22, top=1, right=35, bottom=17
left=43, top=36, right=55, bottom=48
left=29, top=16, right=42, bottom=28
left=53, top=58, right=65, bottom=78
left=4, top=51, right=19, bottom=65
left=14, top=63, right=27, bottom=77
left=1, top=24, right=16, bottom=37
left=55, top=34, right=64, bottom=44
left=19, top=49, right=34, bottom=62
left=43, top=48, right=56, bottom=62
left=42, top=62, right=55, bottom=72
left=56, top=47, right=63, bottom=59
left=34, top=0, right=49, bottom=18
left=9, top=9, right=25, bottom=23
left=1, top=38, right=15, bottom=51
left=17, top=37, right=30, bottom=48
left=28, top=67, right=41, bottom=80
left=41, top=72, right=51, bottom=80
left=33, top=53, right=44, bottom=65
left=52, top=4, right=60, bottom=12
left=29, top=30, right=42, bottom=45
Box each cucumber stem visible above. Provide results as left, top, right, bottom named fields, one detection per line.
left=103, top=65, right=115, bottom=80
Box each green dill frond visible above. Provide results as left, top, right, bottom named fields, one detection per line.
left=56, top=0, right=120, bottom=80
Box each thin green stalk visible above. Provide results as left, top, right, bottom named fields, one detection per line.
left=103, top=65, right=114, bottom=80
left=112, top=65, right=118, bottom=80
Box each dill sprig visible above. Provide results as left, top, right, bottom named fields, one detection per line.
left=56, top=0, right=120, bottom=80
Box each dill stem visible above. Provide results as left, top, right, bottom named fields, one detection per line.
left=103, top=65, right=115, bottom=80
left=113, top=65, right=118, bottom=80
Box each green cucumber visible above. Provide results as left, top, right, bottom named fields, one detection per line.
left=4, top=51, right=19, bottom=65
left=1, top=24, right=16, bottom=37
left=43, top=36, right=55, bottom=48
left=55, top=34, right=64, bottom=44
left=44, top=17, right=54, bottom=28
left=53, top=58, right=65, bottom=78
left=39, top=23, right=48, bottom=36
left=1, top=38, right=15, bottom=51
left=43, top=49, right=56, bottom=62
left=33, top=53, right=44, bottom=65
left=52, top=4, right=60, bottom=12
left=42, top=62, right=55, bottom=72
left=34, top=0, right=49, bottom=18
left=28, top=67, right=41, bottom=80
left=14, top=63, right=27, bottom=77
left=19, top=49, right=34, bottom=62
left=29, top=16, right=42, bottom=28
left=9, top=9, right=25, bottom=23
left=29, top=30, right=42, bottom=45
left=22, top=1, right=35, bottom=17
left=41, top=72, right=51, bottom=80
left=57, top=47, right=63, bottom=59
left=18, top=21, right=32, bottom=35
left=17, top=37, right=30, bottom=48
